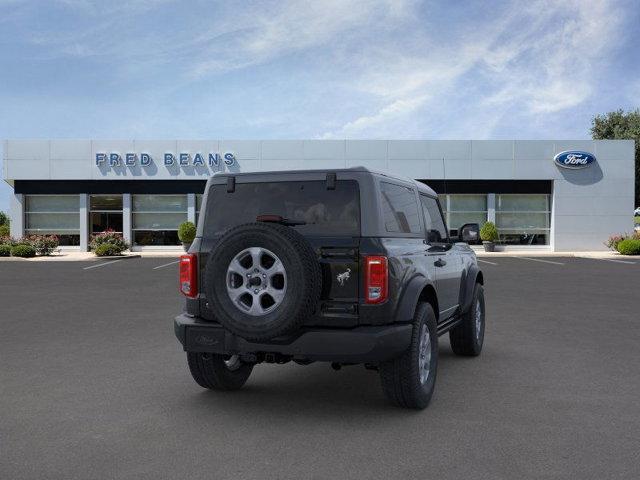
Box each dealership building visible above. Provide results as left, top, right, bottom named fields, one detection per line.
left=2, top=139, right=635, bottom=251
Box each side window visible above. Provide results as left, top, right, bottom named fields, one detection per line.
left=420, top=195, right=448, bottom=243
left=380, top=182, right=422, bottom=234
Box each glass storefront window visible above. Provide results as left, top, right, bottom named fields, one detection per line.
left=440, top=194, right=488, bottom=232
left=25, top=195, right=80, bottom=246
left=132, top=195, right=187, bottom=246
left=90, top=195, right=123, bottom=235
left=496, top=194, right=550, bottom=245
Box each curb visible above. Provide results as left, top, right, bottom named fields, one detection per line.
left=89, top=254, right=142, bottom=261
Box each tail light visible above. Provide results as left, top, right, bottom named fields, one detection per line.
left=364, top=256, right=388, bottom=304
left=179, top=254, right=197, bottom=298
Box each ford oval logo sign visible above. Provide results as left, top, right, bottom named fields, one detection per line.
left=554, top=150, right=595, bottom=169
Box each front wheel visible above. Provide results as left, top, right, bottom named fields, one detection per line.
left=379, top=302, right=438, bottom=409
left=187, top=352, right=253, bottom=390
left=449, top=283, right=485, bottom=356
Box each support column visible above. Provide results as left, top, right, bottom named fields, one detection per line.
left=80, top=194, right=89, bottom=251
left=487, top=193, right=496, bottom=223
left=187, top=193, right=196, bottom=224
left=549, top=181, right=556, bottom=252
left=123, top=194, right=132, bottom=247
left=10, top=193, right=24, bottom=239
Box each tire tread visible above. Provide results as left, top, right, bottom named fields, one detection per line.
left=187, top=352, right=253, bottom=390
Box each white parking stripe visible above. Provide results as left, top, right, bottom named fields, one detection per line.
left=477, top=259, right=498, bottom=265
left=153, top=260, right=180, bottom=270
left=515, top=257, right=565, bottom=265
left=588, top=257, right=636, bottom=265
left=83, top=259, right=123, bottom=270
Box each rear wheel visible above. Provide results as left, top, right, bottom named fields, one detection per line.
left=449, top=283, right=485, bottom=356
left=379, top=302, right=438, bottom=409
left=187, top=352, right=253, bottom=390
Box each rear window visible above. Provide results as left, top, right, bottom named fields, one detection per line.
left=204, top=180, right=360, bottom=236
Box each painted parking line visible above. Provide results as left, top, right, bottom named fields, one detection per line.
left=586, top=257, right=636, bottom=265
left=514, top=257, right=565, bottom=266
left=82, top=259, right=123, bottom=270
left=153, top=260, right=180, bottom=270
left=477, top=259, right=498, bottom=265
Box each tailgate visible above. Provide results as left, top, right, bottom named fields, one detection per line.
left=310, top=237, right=360, bottom=318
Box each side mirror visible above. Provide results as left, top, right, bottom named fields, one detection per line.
left=459, top=223, right=480, bottom=244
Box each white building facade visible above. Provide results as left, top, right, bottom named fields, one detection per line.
left=2, top=139, right=635, bottom=251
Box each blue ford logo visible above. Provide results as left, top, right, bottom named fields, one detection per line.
left=554, top=150, right=595, bottom=169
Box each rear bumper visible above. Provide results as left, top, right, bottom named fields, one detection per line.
left=174, top=313, right=411, bottom=363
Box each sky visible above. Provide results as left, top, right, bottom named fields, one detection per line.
left=1, top=0, right=639, bottom=212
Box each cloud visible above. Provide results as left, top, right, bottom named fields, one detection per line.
left=320, top=0, right=626, bottom=138
left=1, top=0, right=632, bottom=141
left=189, top=0, right=415, bottom=77
left=480, top=0, right=623, bottom=114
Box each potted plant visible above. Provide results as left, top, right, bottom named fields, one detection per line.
left=480, top=221, right=499, bottom=252
left=178, top=221, right=197, bottom=251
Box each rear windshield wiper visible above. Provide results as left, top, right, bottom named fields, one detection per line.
left=256, top=215, right=307, bottom=227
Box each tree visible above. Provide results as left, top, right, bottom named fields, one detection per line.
left=590, top=109, right=640, bottom=206
left=0, top=211, right=9, bottom=226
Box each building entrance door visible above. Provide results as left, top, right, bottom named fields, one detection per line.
left=90, top=195, right=123, bottom=235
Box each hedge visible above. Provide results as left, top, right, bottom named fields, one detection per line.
left=616, top=238, right=640, bottom=255
left=90, top=230, right=129, bottom=252
left=0, top=244, right=11, bottom=256
left=94, top=243, right=125, bottom=257
left=11, top=244, right=36, bottom=258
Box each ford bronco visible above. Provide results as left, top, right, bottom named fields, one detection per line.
left=174, top=167, right=485, bottom=409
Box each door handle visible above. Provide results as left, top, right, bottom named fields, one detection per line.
left=434, top=258, right=446, bottom=267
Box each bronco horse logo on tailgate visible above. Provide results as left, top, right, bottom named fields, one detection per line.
left=336, top=268, right=351, bottom=286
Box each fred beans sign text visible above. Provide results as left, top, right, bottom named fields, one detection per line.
left=95, top=152, right=236, bottom=168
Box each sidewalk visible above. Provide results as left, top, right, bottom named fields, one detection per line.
left=0, top=250, right=182, bottom=262
left=1, top=248, right=637, bottom=261
left=471, top=246, right=638, bottom=259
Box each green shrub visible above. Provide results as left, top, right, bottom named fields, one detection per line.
left=0, top=224, right=9, bottom=237
left=616, top=238, right=640, bottom=255
left=94, top=243, right=125, bottom=257
left=604, top=234, right=627, bottom=251
left=90, top=229, right=129, bottom=252
left=480, top=222, right=499, bottom=242
left=0, top=211, right=9, bottom=226
left=178, top=221, right=197, bottom=243
left=0, top=244, right=11, bottom=256
left=10, top=244, right=36, bottom=258
left=25, top=234, right=59, bottom=255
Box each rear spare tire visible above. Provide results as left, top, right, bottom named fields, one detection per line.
left=204, top=222, right=322, bottom=342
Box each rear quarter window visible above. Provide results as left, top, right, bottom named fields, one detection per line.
left=204, top=180, right=360, bottom=237
left=379, top=182, right=422, bottom=234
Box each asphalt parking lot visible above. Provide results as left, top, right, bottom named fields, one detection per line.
left=1, top=257, right=639, bottom=479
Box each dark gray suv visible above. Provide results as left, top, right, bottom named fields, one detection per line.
left=174, top=167, right=485, bottom=409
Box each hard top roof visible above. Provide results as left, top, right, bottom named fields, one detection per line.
left=212, top=166, right=437, bottom=196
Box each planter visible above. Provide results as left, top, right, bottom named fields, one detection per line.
left=482, top=241, right=495, bottom=252
left=182, top=242, right=192, bottom=252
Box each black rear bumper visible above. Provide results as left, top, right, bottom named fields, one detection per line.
left=174, top=313, right=411, bottom=363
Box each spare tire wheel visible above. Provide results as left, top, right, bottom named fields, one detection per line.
left=204, top=222, right=322, bottom=342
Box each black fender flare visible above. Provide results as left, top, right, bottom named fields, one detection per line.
left=395, top=275, right=436, bottom=323
left=459, top=264, right=483, bottom=314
